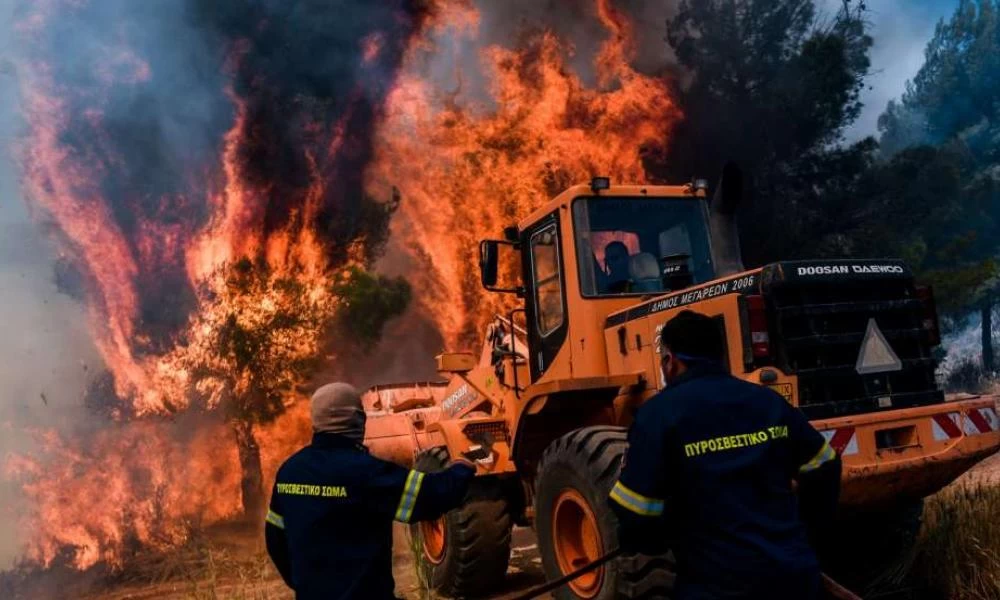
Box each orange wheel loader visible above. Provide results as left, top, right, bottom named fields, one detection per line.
left=363, top=165, right=1000, bottom=599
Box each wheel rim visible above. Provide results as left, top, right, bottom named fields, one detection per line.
left=552, top=488, right=604, bottom=598
left=421, top=517, right=447, bottom=565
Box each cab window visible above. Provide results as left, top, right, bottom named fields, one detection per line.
left=530, top=224, right=564, bottom=335
left=573, top=196, right=715, bottom=297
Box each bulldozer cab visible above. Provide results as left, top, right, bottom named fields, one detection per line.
left=480, top=179, right=718, bottom=383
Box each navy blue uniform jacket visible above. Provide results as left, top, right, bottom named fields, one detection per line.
left=610, top=364, right=839, bottom=600
left=264, top=432, right=474, bottom=600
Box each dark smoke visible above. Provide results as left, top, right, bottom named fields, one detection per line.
left=187, top=1, right=433, bottom=264
left=472, top=0, right=677, bottom=79
left=18, top=0, right=223, bottom=346
left=16, top=0, right=435, bottom=352
left=400, top=0, right=677, bottom=113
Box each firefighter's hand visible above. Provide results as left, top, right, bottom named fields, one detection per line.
left=450, top=456, right=477, bottom=470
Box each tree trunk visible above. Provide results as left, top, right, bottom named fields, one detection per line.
left=232, top=419, right=265, bottom=521
left=982, top=302, right=994, bottom=373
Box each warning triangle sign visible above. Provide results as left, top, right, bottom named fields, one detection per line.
left=856, top=318, right=903, bottom=375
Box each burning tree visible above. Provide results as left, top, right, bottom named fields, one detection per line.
left=179, top=258, right=410, bottom=518
left=180, top=258, right=333, bottom=518
left=8, top=0, right=686, bottom=572
left=7, top=0, right=429, bottom=560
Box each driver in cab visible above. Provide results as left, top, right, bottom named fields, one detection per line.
left=601, top=241, right=633, bottom=293
left=598, top=241, right=669, bottom=294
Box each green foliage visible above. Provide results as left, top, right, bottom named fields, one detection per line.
left=178, top=184, right=406, bottom=427
left=663, top=0, right=1000, bottom=322
left=186, top=261, right=411, bottom=424
left=661, top=0, right=873, bottom=265
left=806, top=145, right=1000, bottom=312
left=664, top=0, right=871, bottom=158
left=750, top=137, right=878, bottom=263
left=880, top=0, right=1000, bottom=160
left=871, top=1, right=1000, bottom=317
left=189, top=259, right=332, bottom=424
left=921, top=263, right=997, bottom=313
left=331, top=266, right=412, bottom=352
left=663, top=0, right=1000, bottom=317
left=878, top=99, right=929, bottom=159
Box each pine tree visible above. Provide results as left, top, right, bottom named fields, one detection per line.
left=875, top=0, right=1000, bottom=366
left=660, top=0, right=874, bottom=265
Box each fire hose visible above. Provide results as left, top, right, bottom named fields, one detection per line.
left=502, top=549, right=861, bottom=600
left=504, top=548, right=623, bottom=600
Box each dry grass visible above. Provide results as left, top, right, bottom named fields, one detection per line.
left=915, top=483, right=1000, bottom=599
left=875, top=482, right=1000, bottom=600
left=406, top=525, right=440, bottom=600
left=169, top=538, right=280, bottom=600
left=0, top=521, right=292, bottom=600
left=86, top=525, right=290, bottom=600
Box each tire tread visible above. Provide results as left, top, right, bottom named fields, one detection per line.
left=535, top=426, right=674, bottom=599
left=412, top=447, right=512, bottom=598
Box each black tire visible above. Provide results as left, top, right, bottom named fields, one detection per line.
left=821, top=499, right=924, bottom=594
left=409, top=447, right=513, bottom=598
left=534, top=426, right=675, bottom=600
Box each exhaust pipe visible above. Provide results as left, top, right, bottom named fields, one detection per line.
left=708, top=162, right=745, bottom=276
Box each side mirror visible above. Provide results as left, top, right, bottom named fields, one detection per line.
left=480, top=240, right=500, bottom=288
left=479, top=239, right=522, bottom=293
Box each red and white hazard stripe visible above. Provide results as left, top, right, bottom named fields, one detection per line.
left=932, top=408, right=999, bottom=440
left=821, top=427, right=858, bottom=456
left=932, top=412, right=963, bottom=441
left=964, top=407, right=999, bottom=435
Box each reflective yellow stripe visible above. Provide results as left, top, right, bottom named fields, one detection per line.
left=609, top=481, right=665, bottom=517
left=266, top=509, right=285, bottom=529
left=799, top=441, right=836, bottom=474
left=394, top=470, right=426, bottom=523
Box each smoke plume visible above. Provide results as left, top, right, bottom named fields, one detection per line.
left=6, top=0, right=436, bottom=570
left=4, top=0, right=681, bottom=575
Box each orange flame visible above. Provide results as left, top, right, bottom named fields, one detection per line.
left=370, top=0, right=679, bottom=348
left=5, top=423, right=242, bottom=569
left=9, top=0, right=359, bottom=568
left=7, top=0, right=679, bottom=571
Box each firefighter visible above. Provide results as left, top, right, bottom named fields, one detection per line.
left=265, top=382, right=475, bottom=600
left=610, top=310, right=841, bottom=600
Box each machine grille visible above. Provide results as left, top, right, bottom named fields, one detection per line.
left=463, top=420, right=511, bottom=444
left=766, top=279, right=943, bottom=419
